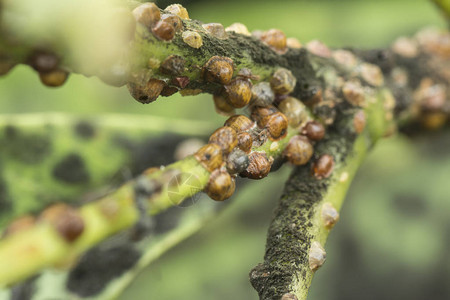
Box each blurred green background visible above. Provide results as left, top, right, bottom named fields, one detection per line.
left=0, top=0, right=448, bottom=299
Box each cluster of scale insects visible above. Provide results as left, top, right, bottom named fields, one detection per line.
left=1, top=3, right=448, bottom=278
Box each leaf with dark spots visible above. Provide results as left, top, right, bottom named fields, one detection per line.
left=52, top=153, right=90, bottom=184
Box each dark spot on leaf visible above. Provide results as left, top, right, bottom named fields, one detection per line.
left=153, top=205, right=182, bottom=234
left=67, top=245, right=140, bottom=297
left=392, top=194, right=427, bottom=217
left=52, top=153, right=90, bottom=184
left=10, top=275, right=38, bottom=300
left=74, top=121, right=96, bottom=139
left=1, top=131, right=52, bottom=164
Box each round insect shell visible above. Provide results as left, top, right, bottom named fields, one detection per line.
left=278, top=97, right=308, bottom=127
left=202, top=23, right=228, bottom=39
left=39, top=69, right=69, bottom=87
left=263, top=112, right=288, bottom=140
left=283, top=135, right=313, bottom=165
left=342, top=80, right=365, bottom=106
left=240, top=152, right=271, bottom=179
left=321, top=202, right=339, bottom=229
left=160, top=55, right=185, bottom=76
left=225, top=22, right=251, bottom=36
left=203, top=56, right=234, bottom=85
left=286, top=37, right=302, bottom=49
left=332, top=50, right=358, bottom=69
left=160, top=14, right=183, bottom=32
left=213, top=93, right=235, bottom=116
left=206, top=169, right=235, bottom=201
left=165, top=4, right=189, bottom=20
left=359, top=63, right=384, bottom=87
left=132, top=2, right=160, bottom=28
left=194, top=143, right=223, bottom=172
left=237, top=132, right=253, bottom=153
left=174, top=138, right=205, bottom=161
left=182, top=31, right=203, bottom=49
left=312, top=154, right=334, bottom=179
left=304, top=121, right=325, bottom=141
left=281, top=293, right=299, bottom=300
left=208, top=126, right=238, bottom=155
left=251, top=82, right=275, bottom=107
left=353, top=110, right=366, bottom=134
left=306, top=40, right=331, bottom=58
left=160, top=86, right=178, bottom=97
left=392, top=36, right=418, bottom=58
left=226, top=148, right=250, bottom=174
left=40, top=203, right=85, bottom=243
left=309, top=241, right=326, bottom=271
left=270, top=68, right=296, bottom=95
left=152, top=20, right=175, bottom=41
left=127, top=78, right=165, bottom=104
left=251, top=105, right=277, bottom=126
left=225, top=78, right=252, bottom=108
left=28, top=51, right=59, bottom=73
left=261, top=29, right=287, bottom=53
left=224, top=115, right=254, bottom=133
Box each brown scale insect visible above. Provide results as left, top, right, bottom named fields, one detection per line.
left=303, top=121, right=325, bottom=141
left=306, top=40, right=331, bottom=58
left=203, top=56, right=234, bottom=85
left=160, top=55, right=185, bottom=76
left=304, top=88, right=323, bottom=106
left=182, top=31, right=203, bottom=49
left=165, top=4, right=189, bottom=20
left=225, top=22, right=251, bottom=36
left=270, top=68, right=296, bottom=95
left=194, top=143, right=223, bottom=172
left=237, top=132, right=253, bottom=153
left=261, top=29, right=287, bottom=53
left=213, top=93, right=235, bottom=116
left=209, top=126, right=238, bottom=155
left=28, top=51, right=59, bottom=73
left=353, top=110, right=366, bottom=134
left=251, top=82, right=275, bottom=107
left=39, top=69, right=69, bottom=87
left=321, top=202, right=340, bottom=229
left=224, top=115, right=254, bottom=133
left=172, top=76, right=190, bottom=88
left=226, top=149, right=249, bottom=175
left=281, top=293, right=299, bottom=300
left=278, top=96, right=308, bottom=127
left=312, top=154, right=334, bottom=179
left=342, top=80, right=365, bottom=106
left=225, top=78, right=252, bottom=108
left=160, top=14, right=183, bottom=32
left=132, top=2, right=160, bottom=29
left=202, top=23, right=228, bottom=39
left=240, top=152, right=271, bottom=179
left=40, top=203, right=85, bottom=243
left=160, top=86, right=178, bottom=97
left=261, top=112, right=288, bottom=140
left=205, top=169, right=235, bottom=201
left=127, top=78, right=166, bottom=104
left=286, top=37, right=302, bottom=49
left=283, top=135, right=313, bottom=165
left=2, top=215, right=36, bottom=237
left=359, top=63, right=384, bottom=87
left=152, top=20, right=175, bottom=41
left=309, top=241, right=327, bottom=271
left=251, top=105, right=278, bottom=127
